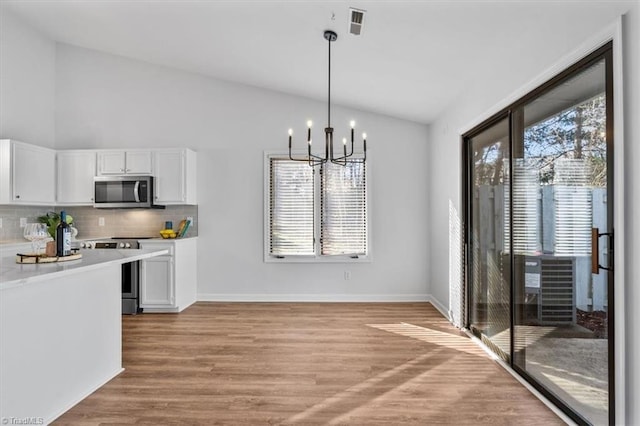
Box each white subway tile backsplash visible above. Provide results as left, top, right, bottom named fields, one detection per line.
left=0, top=205, right=197, bottom=243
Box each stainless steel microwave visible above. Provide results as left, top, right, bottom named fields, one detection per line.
left=94, top=175, right=159, bottom=208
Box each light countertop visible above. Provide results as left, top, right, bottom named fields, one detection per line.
left=0, top=248, right=168, bottom=291
left=136, top=236, right=197, bottom=244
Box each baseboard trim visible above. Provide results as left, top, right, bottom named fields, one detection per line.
left=197, top=293, right=430, bottom=302
left=425, top=295, right=450, bottom=320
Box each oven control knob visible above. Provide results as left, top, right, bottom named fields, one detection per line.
left=84, top=242, right=92, bottom=249
left=119, top=242, right=125, bottom=248
left=125, top=243, right=131, bottom=248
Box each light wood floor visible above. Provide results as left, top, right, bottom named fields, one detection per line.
left=55, top=302, right=565, bottom=425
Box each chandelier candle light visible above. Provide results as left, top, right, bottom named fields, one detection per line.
left=288, top=30, right=367, bottom=167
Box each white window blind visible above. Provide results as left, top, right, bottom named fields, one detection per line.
left=267, top=156, right=368, bottom=260
left=269, top=159, right=315, bottom=256
left=321, top=162, right=367, bottom=256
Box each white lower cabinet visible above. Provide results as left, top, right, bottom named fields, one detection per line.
left=139, top=237, right=197, bottom=313
left=140, top=255, right=174, bottom=306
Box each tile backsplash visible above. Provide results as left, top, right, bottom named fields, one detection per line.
left=0, top=205, right=198, bottom=243
left=0, top=205, right=55, bottom=243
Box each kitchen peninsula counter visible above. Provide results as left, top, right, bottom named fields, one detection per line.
left=0, top=247, right=168, bottom=290
left=0, top=247, right=168, bottom=424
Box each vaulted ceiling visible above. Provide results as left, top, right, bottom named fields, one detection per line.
left=2, top=1, right=633, bottom=124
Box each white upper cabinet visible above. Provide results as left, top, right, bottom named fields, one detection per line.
left=0, top=143, right=196, bottom=206
left=97, top=150, right=152, bottom=175
left=97, top=151, right=125, bottom=174
left=56, top=151, right=97, bottom=205
left=0, top=139, right=56, bottom=205
left=125, top=151, right=153, bottom=174
left=153, top=149, right=197, bottom=205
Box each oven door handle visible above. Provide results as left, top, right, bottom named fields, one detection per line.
left=133, top=181, right=141, bottom=203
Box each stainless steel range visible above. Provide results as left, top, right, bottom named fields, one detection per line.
left=80, top=237, right=149, bottom=314
left=79, top=237, right=142, bottom=250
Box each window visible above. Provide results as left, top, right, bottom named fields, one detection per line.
left=321, top=162, right=367, bottom=256
left=265, top=155, right=368, bottom=261
left=269, top=159, right=315, bottom=256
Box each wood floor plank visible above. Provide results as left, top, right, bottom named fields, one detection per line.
left=54, top=302, right=565, bottom=425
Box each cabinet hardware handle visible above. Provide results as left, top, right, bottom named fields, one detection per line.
left=15, top=195, right=20, bottom=199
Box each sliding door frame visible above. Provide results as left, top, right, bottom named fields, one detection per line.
left=462, top=42, right=615, bottom=425
left=462, top=112, right=511, bottom=361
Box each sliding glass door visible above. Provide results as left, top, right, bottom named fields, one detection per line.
left=467, top=117, right=511, bottom=360
left=465, top=43, right=614, bottom=425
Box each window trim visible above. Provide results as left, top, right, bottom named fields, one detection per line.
left=263, top=151, right=372, bottom=263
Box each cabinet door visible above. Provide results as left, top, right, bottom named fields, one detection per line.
left=125, top=151, right=153, bottom=174
left=12, top=143, right=56, bottom=203
left=154, top=150, right=185, bottom=203
left=97, top=152, right=126, bottom=174
left=140, top=256, right=174, bottom=307
left=57, top=151, right=96, bottom=204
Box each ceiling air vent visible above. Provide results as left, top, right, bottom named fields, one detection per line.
left=349, top=8, right=365, bottom=35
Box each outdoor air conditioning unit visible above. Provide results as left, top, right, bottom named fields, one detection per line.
left=526, top=255, right=576, bottom=325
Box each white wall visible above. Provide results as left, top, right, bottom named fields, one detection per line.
left=54, top=44, right=431, bottom=301
left=427, top=6, right=640, bottom=424
left=0, top=8, right=55, bottom=147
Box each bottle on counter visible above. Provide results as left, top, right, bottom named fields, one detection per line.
left=56, top=211, right=72, bottom=257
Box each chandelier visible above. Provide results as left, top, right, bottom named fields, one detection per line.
left=288, top=30, right=367, bottom=167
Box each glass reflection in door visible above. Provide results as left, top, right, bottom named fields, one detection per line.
left=512, top=57, right=611, bottom=425
left=467, top=117, right=511, bottom=360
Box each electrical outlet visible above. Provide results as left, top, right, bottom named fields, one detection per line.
left=98, top=217, right=105, bottom=227
left=344, top=271, right=351, bottom=281
left=20, top=217, right=27, bottom=228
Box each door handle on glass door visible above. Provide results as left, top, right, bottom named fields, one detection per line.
left=591, top=227, right=613, bottom=274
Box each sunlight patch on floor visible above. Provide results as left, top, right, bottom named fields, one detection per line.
left=286, top=349, right=444, bottom=424
left=491, top=325, right=557, bottom=350
left=288, top=323, right=491, bottom=424
left=367, top=322, right=486, bottom=356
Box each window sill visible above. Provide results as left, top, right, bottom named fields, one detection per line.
left=264, top=255, right=372, bottom=264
